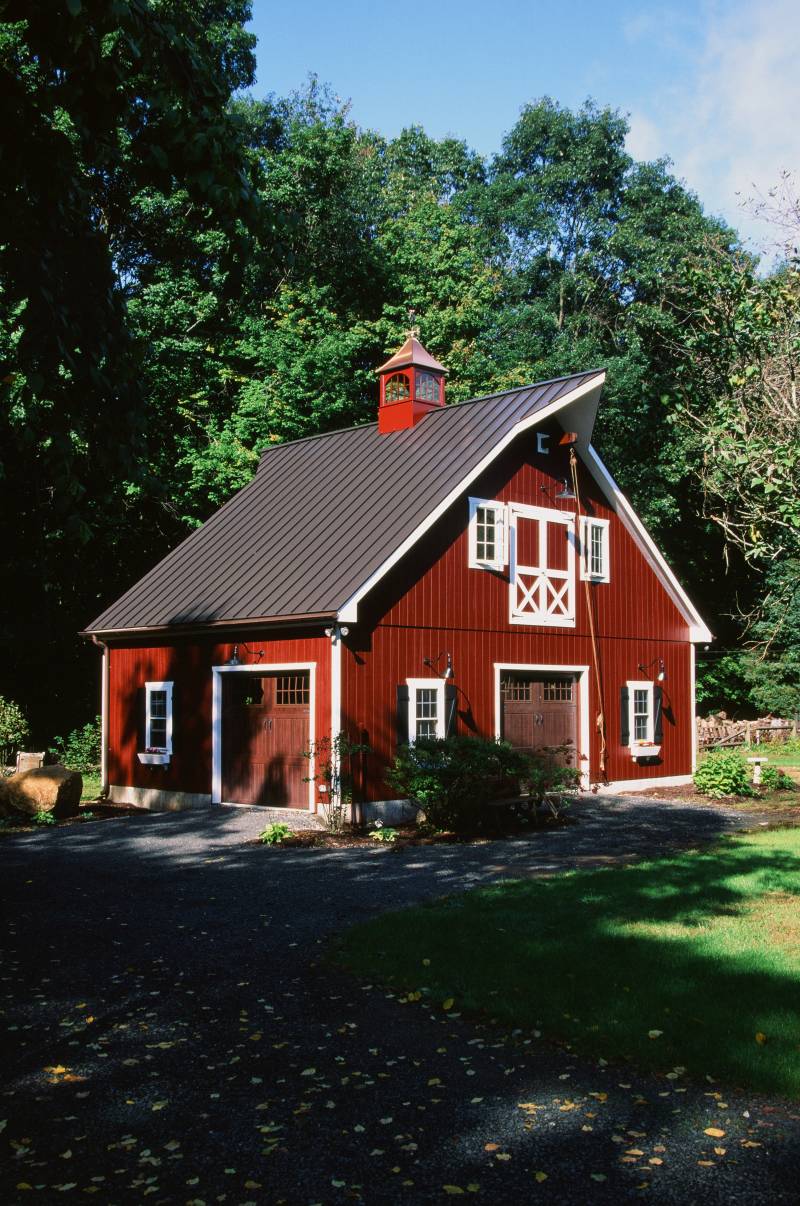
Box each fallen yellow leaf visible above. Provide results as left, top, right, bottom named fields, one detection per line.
left=534, top=1171, right=548, bottom=1183
left=755, top=1032, right=767, bottom=1045
left=704, top=1127, right=725, bottom=1138
left=443, top=1186, right=464, bottom=1195
left=442, top=998, right=455, bottom=1011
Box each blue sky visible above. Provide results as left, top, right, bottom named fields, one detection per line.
left=249, top=0, right=798, bottom=251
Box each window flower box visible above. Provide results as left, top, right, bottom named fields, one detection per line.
left=630, top=742, right=660, bottom=761
left=137, top=751, right=171, bottom=766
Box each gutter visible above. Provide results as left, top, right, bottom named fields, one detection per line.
left=90, top=635, right=110, bottom=799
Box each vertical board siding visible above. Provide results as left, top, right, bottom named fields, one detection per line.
left=108, top=632, right=330, bottom=794
left=343, top=429, right=695, bottom=799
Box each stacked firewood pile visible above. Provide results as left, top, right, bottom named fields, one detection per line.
left=697, top=712, right=797, bottom=749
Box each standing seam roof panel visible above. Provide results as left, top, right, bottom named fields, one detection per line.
left=85, top=371, right=603, bottom=632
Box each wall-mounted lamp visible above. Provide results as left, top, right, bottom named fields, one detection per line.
left=541, top=477, right=576, bottom=501
left=423, top=651, right=454, bottom=680
left=226, top=643, right=264, bottom=666
left=638, top=657, right=667, bottom=682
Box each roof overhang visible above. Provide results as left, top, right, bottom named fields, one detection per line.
left=81, top=611, right=336, bottom=642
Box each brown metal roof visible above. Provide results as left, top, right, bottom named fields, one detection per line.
left=85, top=371, right=603, bottom=635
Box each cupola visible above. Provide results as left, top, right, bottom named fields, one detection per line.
left=376, top=329, right=448, bottom=434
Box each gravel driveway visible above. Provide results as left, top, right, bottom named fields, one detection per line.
left=2, top=796, right=798, bottom=1204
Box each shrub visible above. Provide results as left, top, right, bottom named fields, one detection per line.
left=694, top=750, right=753, bottom=798
left=0, top=696, right=30, bottom=766
left=50, top=717, right=101, bottom=773
left=760, top=765, right=795, bottom=792
left=386, top=736, right=534, bottom=833
left=33, top=810, right=56, bottom=826
left=260, top=822, right=292, bottom=845
left=370, top=822, right=398, bottom=843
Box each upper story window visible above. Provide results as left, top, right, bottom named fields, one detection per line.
left=580, top=517, right=610, bottom=583
left=415, top=371, right=441, bottom=402
left=468, top=497, right=507, bottom=570
left=406, top=678, right=445, bottom=741
left=145, top=681, right=173, bottom=753
left=384, top=372, right=411, bottom=402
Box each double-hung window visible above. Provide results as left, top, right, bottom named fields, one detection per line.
left=580, top=517, right=610, bottom=582
left=145, top=681, right=173, bottom=753
left=406, top=678, right=445, bottom=742
left=468, top=497, right=507, bottom=570
left=625, top=681, right=655, bottom=746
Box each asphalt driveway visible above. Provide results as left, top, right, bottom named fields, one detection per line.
left=2, top=797, right=798, bottom=1204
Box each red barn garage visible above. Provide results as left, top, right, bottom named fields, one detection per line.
left=84, top=336, right=711, bottom=821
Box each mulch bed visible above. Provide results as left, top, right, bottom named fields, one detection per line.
left=256, top=813, right=575, bottom=850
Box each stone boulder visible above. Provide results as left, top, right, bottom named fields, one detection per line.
left=0, top=764, right=82, bottom=819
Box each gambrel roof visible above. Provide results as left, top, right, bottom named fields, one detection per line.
left=84, top=369, right=711, bottom=641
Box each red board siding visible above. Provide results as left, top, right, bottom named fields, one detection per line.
left=343, top=428, right=694, bottom=798
left=108, top=632, right=330, bottom=797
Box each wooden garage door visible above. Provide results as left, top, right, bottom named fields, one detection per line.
left=501, top=673, right=577, bottom=768
left=222, top=672, right=310, bottom=807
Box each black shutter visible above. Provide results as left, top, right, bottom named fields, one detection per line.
left=396, top=684, right=410, bottom=747
left=620, top=685, right=630, bottom=746
left=445, top=683, right=457, bottom=737
left=137, top=686, right=147, bottom=752
left=653, top=686, right=664, bottom=743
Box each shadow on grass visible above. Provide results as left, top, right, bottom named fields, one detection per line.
left=336, top=832, right=800, bottom=1099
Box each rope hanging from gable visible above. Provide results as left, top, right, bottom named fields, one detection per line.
left=569, top=446, right=608, bottom=778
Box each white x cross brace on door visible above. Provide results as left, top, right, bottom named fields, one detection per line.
left=509, top=503, right=576, bottom=626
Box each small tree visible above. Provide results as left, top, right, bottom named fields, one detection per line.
left=303, top=732, right=370, bottom=833
left=50, top=717, right=102, bottom=773
left=0, top=696, right=30, bottom=768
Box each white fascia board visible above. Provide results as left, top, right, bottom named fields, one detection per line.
left=337, top=375, right=605, bottom=624
left=584, top=445, right=713, bottom=644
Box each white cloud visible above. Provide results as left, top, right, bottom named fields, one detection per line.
left=625, top=0, right=800, bottom=254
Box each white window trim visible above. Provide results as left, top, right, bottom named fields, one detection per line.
left=468, top=497, right=507, bottom=570
left=627, top=680, right=655, bottom=747
left=579, top=516, right=610, bottom=583
left=508, top=503, right=576, bottom=627
left=407, top=677, right=445, bottom=742
left=144, top=681, right=173, bottom=754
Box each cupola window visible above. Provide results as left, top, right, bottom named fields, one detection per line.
left=384, top=372, right=411, bottom=402
left=415, top=371, right=440, bottom=403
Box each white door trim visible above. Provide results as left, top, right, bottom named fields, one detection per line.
left=211, top=662, right=316, bottom=809
left=494, top=663, right=591, bottom=788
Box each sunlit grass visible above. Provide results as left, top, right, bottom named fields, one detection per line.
left=80, top=771, right=102, bottom=802
left=335, top=829, right=800, bottom=1098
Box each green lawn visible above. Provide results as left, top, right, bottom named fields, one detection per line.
left=80, top=770, right=102, bottom=802
left=336, top=829, right=800, bottom=1098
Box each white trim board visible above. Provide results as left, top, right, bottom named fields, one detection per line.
left=337, top=375, right=605, bottom=623
left=494, top=663, right=591, bottom=790
left=211, top=661, right=316, bottom=810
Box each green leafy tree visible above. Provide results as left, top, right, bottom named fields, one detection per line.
left=0, top=0, right=259, bottom=739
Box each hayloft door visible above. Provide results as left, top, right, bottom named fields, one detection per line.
left=501, top=674, right=577, bottom=768
left=509, top=504, right=575, bottom=625
left=222, top=672, right=310, bottom=807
